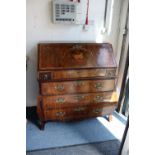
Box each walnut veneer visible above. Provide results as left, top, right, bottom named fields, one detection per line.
left=37, top=43, right=118, bottom=130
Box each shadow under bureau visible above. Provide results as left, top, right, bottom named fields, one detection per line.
left=37, top=43, right=118, bottom=130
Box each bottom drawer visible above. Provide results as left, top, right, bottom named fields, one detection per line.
left=44, top=105, right=116, bottom=121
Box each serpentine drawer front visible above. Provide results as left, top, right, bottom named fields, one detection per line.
left=39, top=92, right=117, bottom=109
left=45, top=105, right=116, bottom=121
left=41, top=79, right=115, bottom=95
left=37, top=43, right=118, bottom=130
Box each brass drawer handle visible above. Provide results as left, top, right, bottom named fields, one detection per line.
left=39, top=72, right=51, bottom=81
left=94, top=95, right=104, bottom=103
left=56, top=98, right=65, bottom=104
left=74, top=81, right=85, bottom=86
left=106, top=70, right=115, bottom=77
left=93, top=108, right=103, bottom=114
left=94, top=82, right=103, bottom=89
left=44, top=74, right=48, bottom=79
left=74, top=107, right=86, bottom=112
left=74, top=95, right=85, bottom=101
left=55, top=84, right=64, bottom=91
left=56, top=111, right=65, bottom=117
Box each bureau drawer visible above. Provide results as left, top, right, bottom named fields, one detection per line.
left=41, top=92, right=117, bottom=109
left=38, top=69, right=116, bottom=81
left=41, top=79, right=115, bottom=95
left=45, top=106, right=89, bottom=121
left=44, top=105, right=116, bottom=121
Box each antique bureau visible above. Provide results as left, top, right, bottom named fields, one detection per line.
left=37, top=43, right=118, bottom=130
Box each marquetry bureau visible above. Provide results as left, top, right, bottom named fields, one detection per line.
left=37, top=43, right=118, bottom=130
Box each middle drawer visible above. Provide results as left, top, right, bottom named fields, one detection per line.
left=41, top=79, right=115, bottom=95
left=41, top=92, right=115, bottom=109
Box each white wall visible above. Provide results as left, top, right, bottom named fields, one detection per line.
left=26, top=0, right=122, bottom=106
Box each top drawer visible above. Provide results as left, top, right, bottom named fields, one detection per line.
left=38, top=68, right=116, bottom=81
left=41, top=79, right=116, bottom=95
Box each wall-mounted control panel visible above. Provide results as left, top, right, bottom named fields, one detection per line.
left=52, top=0, right=78, bottom=24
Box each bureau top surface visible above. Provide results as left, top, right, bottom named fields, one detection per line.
left=38, top=43, right=117, bottom=71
